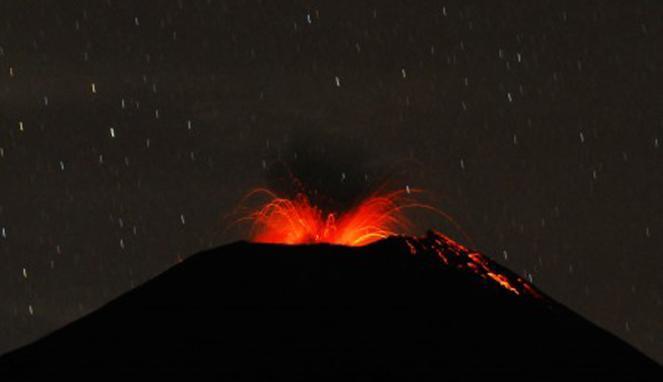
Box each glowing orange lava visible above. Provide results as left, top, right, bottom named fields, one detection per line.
left=243, top=188, right=432, bottom=246
left=237, top=189, right=539, bottom=298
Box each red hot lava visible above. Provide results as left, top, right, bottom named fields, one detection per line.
left=240, top=188, right=540, bottom=298
left=244, top=188, right=426, bottom=246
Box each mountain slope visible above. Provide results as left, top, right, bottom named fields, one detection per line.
left=1, top=231, right=659, bottom=379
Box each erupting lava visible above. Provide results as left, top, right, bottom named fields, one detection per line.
left=243, top=188, right=438, bottom=246
left=239, top=189, right=537, bottom=297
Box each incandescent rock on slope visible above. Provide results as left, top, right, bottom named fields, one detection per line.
left=0, top=231, right=660, bottom=379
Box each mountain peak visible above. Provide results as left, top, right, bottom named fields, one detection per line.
left=2, top=234, right=660, bottom=379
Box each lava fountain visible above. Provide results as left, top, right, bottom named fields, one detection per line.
left=241, top=188, right=467, bottom=247
left=238, top=188, right=534, bottom=297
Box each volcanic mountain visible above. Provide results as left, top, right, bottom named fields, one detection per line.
left=1, top=231, right=660, bottom=379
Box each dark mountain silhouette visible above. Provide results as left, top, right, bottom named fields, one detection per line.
left=1, top=231, right=660, bottom=379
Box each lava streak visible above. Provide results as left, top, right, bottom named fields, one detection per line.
left=240, top=189, right=535, bottom=298
left=243, top=188, right=431, bottom=246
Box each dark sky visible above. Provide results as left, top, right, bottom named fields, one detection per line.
left=1, top=1, right=661, bottom=362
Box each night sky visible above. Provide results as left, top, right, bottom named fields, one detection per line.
left=1, top=1, right=661, bottom=362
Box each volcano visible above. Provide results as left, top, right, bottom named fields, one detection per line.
left=1, top=231, right=659, bottom=379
